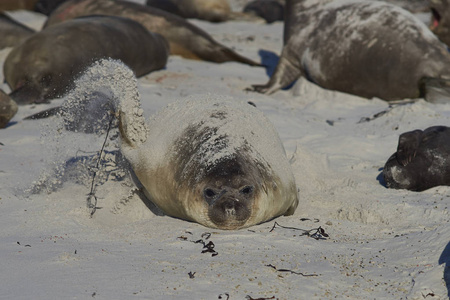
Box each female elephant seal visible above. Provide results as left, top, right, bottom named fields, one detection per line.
left=120, top=95, right=299, bottom=229
left=65, top=59, right=298, bottom=229
left=4, top=15, right=169, bottom=104
left=250, top=0, right=450, bottom=101
left=383, top=126, right=450, bottom=191
left=45, top=0, right=260, bottom=66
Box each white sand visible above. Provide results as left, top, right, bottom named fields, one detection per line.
left=0, top=4, right=449, bottom=299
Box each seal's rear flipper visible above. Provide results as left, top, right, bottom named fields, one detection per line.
left=421, top=77, right=450, bottom=103
left=247, top=55, right=302, bottom=94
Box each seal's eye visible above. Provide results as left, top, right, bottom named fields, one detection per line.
left=204, top=188, right=216, bottom=198
left=240, top=186, right=254, bottom=195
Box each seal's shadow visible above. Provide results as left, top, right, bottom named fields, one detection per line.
left=439, top=241, right=450, bottom=298
left=259, top=49, right=279, bottom=77
left=376, top=168, right=387, bottom=188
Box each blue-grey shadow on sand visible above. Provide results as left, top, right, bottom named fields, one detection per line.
left=439, top=241, right=450, bottom=298
left=259, top=49, right=279, bottom=77
left=376, top=168, right=387, bottom=188
left=258, top=49, right=296, bottom=90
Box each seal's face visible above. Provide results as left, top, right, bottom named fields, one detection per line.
left=198, top=158, right=262, bottom=229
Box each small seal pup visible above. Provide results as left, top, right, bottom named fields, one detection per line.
left=383, top=126, right=450, bottom=191
left=250, top=0, right=450, bottom=101
left=146, top=0, right=231, bottom=22
left=45, top=0, right=260, bottom=66
left=64, top=59, right=298, bottom=229
left=4, top=15, right=169, bottom=104
left=0, top=13, right=35, bottom=50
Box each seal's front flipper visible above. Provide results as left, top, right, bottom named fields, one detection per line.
left=421, top=77, right=450, bottom=103
left=396, top=129, right=423, bottom=166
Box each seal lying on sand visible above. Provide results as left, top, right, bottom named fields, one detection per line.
left=0, top=13, right=35, bottom=49
left=146, top=0, right=231, bottom=22
left=250, top=0, right=450, bottom=101
left=383, top=126, right=450, bottom=191
left=4, top=15, right=169, bottom=104
left=45, top=0, right=260, bottom=65
left=243, top=0, right=284, bottom=24
left=64, top=59, right=298, bottom=229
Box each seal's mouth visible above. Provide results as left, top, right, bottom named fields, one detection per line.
left=430, top=7, right=441, bottom=30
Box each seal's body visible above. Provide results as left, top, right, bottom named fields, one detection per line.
left=383, top=126, right=450, bottom=191
left=4, top=15, right=169, bottom=104
left=251, top=0, right=450, bottom=101
left=118, top=95, right=299, bottom=229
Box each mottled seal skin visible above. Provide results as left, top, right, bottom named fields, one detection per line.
left=429, top=0, right=450, bottom=46
left=45, top=0, right=260, bottom=66
left=0, top=13, right=35, bottom=50
left=383, top=126, right=450, bottom=191
left=4, top=15, right=169, bottom=104
left=0, top=89, right=18, bottom=128
left=118, top=95, right=299, bottom=230
left=146, top=0, right=231, bottom=22
left=243, top=0, right=284, bottom=24
left=250, top=0, right=450, bottom=101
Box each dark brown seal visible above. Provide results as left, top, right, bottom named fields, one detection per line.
left=243, top=0, right=284, bottom=24
left=383, top=126, right=450, bottom=191
left=146, top=0, right=231, bottom=22
left=45, top=0, right=260, bottom=66
left=0, top=13, right=35, bottom=49
left=250, top=0, right=450, bottom=101
left=4, top=15, right=169, bottom=104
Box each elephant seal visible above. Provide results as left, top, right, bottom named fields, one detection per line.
left=243, top=0, right=284, bottom=24
left=250, top=0, right=450, bottom=101
left=429, top=0, right=450, bottom=46
left=146, top=0, right=231, bottom=22
left=0, top=13, right=35, bottom=49
left=45, top=0, right=260, bottom=66
left=64, top=59, right=298, bottom=229
left=4, top=15, right=169, bottom=104
left=383, top=126, right=450, bottom=191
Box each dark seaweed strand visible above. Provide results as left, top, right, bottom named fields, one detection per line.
left=87, top=112, right=114, bottom=217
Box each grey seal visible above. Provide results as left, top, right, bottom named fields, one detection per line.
left=250, top=0, right=450, bottom=101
